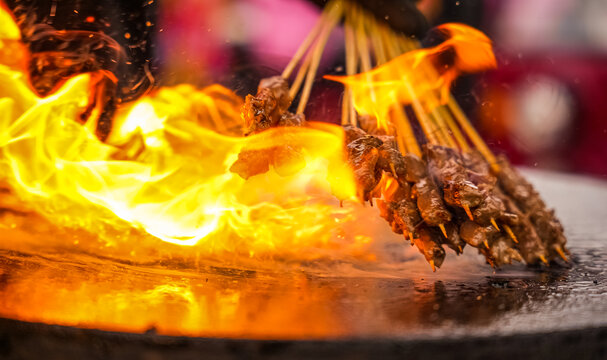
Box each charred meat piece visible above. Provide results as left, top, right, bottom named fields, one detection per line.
left=414, top=177, right=452, bottom=226
left=462, top=150, right=506, bottom=227
left=441, top=222, right=465, bottom=254
left=376, top=137, right=408, bottom=181
left=242, top=76, right=292, bottom=135
left=481, top=234, right=523, bottom=267
left=413, top=227, right=446, bottom=271
left=378, top=198, right=422, bottom=238
left=403, top=154, right=427, bottom=183
left=357, top=114, right=390, bottom=135
left=343, top=124, right=367, bottom=144
left=473, top=194, right=506, bottom=226
left=497, top=155, right=567, bottom=259
left=229, top=148, right=271, bottom=180
left=230, top=144, right=305, bottom=180
left=459, top=220, right=491, bottom=248
left=278, top=111, right=306, bottom=127
left=346, top=136, right=383, bottom=200
left=232, top=77, right=308, bottom=180
left=425, top=145, right=483, bottom=210
left=498, top=189, right=549, bottom=264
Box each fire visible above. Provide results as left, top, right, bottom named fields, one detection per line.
left=325, top=23, right=496, bottom=130
left=0, top=5, right=362, bottom=257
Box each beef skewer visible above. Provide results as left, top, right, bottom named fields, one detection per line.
left=230, top=0, right=567, bottom=270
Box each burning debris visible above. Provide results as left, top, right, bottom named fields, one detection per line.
left=229, top=0, right=568, bottom=270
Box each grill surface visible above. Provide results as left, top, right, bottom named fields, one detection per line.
left=0, top=169, right=606, bottom=359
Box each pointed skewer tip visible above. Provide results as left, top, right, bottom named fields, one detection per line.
left=504, top=224, right=518, bottom=243
left=484, top=240, right=490, bottom=249
left=389, top=163, right=397, bottom=177
left=539, top=255, right=548, bottom=265
left=555, top=246, right=569, bottom=262
left=429, top=259, right=436, bottom=272
left=438, top=224, right=448, bottom=238
left=463, top=204, right=474, bottom=220
left=490, top=218, right=500, bottom=231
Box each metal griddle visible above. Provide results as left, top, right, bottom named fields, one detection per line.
left=0, top=169, right=606, bottom=359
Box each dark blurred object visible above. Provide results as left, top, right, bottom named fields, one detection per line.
left=5, top=0, right=158, bottom=102
left=309, top=0, right=429, bottom=38
left=478, top=53, right=607, bottom=177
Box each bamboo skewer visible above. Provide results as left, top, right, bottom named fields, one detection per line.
left=282, top=8, right=327, bottom=79
left=290, top=48, right=313, bottom=100
left=296, top=1, right=344, bottom=114
left=342, top=8, right=358, bottom=126
left=399, top=37, right=499, bottom=171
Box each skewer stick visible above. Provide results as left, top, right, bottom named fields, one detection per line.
left=503, top=224, right=518, bottom=243
left=439, top=106, right=470, bottom=151
left=490, top=217, right=500, bottom=231
left=379, top=28, right=421, bottom=156
left=398, top=37, right=460, bottom=149
left=438, top=224, right=448, bottom=238
left=296, top=1, right=343, bottom=114
left=399, top=38, right=470, bottom=151
left=290, top=49, right=313, bottom=100
left=341, top=18, right=357, bottom=125
left=463, top=204, right=474, bottom=220
left=447, top=97, right=500, bottom=172
left=555, top=246, right=568, bottom=262
left=282, top=6, right=329, bottom=79
left=539, top=255, right=548, bottom=265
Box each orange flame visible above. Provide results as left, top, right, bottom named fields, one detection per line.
left=325, top=23, right=496, bottom=130
left=0, top=5, right=364, bottom=258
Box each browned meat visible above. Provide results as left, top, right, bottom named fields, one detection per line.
left=229, top=148, right=271, bottom=180
left=483, top=234, right=523, bottom=266
left=273, top=145, right=306, bottom=177
left=343, top=124, right=367, bottom=144
left=413, top=227, right=446, bottom=270
left=378, top=198, right=422, bottom=238
left=357, top=114, right=390, bottom=135
left=376, top=137, right=407, bottom=181
left=441, top=222, right=466, bottom=254
left=242, top=76, right=292, bottom=135
left=498, top=189, right=549, bottom=264
left=347, top=136, right=383, bottom=199
left=459, top=220, right=488, bottom=248
left=278, top=111, right=306, bottom=127
left=497, top=155, right=567, bottom=259
left=425, top=145, right=483, bottom=210
left=414, top=177, right=452, bottom=226
left=473, top=194, right=506, bottom=226
left=403, top=154, right=427, bottom=183
left=231, top=77, right=310, bottom=180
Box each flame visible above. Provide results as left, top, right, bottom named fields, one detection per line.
left=0, top=5, right=361, bottom=257
left=325, top=23, right=496, bottom=130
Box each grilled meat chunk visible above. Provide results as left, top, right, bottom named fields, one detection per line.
left=414, top=177, right=452, bottom=226
left=242, top=76, right=292, bottom=135
left=425, top=145, right=483, bottom=210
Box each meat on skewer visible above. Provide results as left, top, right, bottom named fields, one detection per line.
left=497, top=155, right=568, bottom=261
left=425, top=144, right=483, bottom=219
left=231, top=76, right=307, bottom=179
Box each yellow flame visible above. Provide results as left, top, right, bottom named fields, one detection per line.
left=0, top=5, right=360, bottom=256
left=325, top=23, right=496, bottom=130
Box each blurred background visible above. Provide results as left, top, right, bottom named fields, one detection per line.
left=155, top=0, right=607, bottom=178
left=8, top=0, right=607, bottom=177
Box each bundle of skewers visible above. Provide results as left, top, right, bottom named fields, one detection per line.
left=230, top=0, right=568, bottom=270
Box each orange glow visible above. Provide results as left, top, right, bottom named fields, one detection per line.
left=325, top=23, right=496, bottom=130
left=0, top=4, right=362, bottom=258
